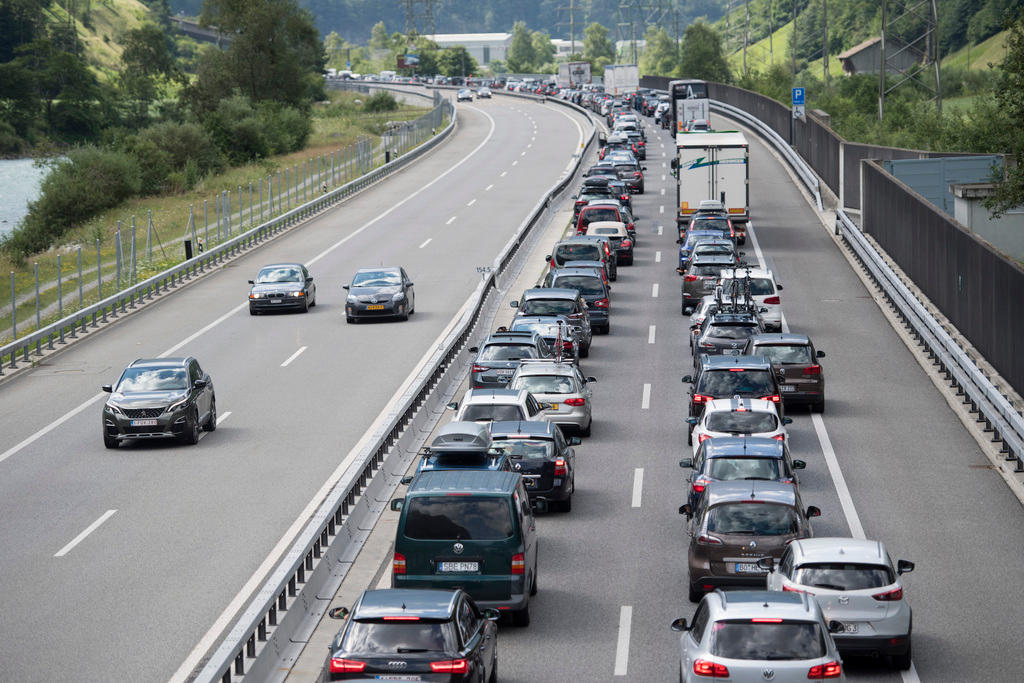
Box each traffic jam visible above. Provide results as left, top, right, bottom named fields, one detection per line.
left=319, top=83, right=916, bottom=682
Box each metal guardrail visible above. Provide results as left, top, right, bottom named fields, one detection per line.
left=837, top=210, right=1024, bottom=471
left=0, top=97, right=453, bottom=376
left=193, top=95, right=597, bottom=683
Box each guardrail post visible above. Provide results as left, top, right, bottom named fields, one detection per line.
left=57, top=253, right=63, bottom=326
left=77, top=246, right=83, bottom=307
left=34, top=262, right=40, bottom=332
left=9, top=271, right=15, bottom=344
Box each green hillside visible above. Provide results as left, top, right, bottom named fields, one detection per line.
left=42, top=0, right=156, bottom=79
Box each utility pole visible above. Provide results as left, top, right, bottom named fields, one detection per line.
left=878, top=0, right=941, bottom=121
left=823, top=0, right=829, bottom=87
left=743, top=0, right=750, bottom=77
left=792, top=0, right=798, bottom=80
left=878, top=1, right=886, bottom=120
left=768, top=0, right=774, bottom=65
left=557, top=0, right=579, bottom=56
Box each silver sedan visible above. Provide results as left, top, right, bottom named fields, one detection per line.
left=509, top=360, right=595, bottom=436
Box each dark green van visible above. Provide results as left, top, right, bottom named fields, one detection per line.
left=390, top=470, right=539, bottom=626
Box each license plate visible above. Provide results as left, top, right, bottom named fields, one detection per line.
left=780, top=384, right=797, bottom=392
left=734, top=562, right=765, bottom=574
left=130, top=419, right=158, bottom=427
left=270, top=298, right=282, bottom=304
left=366, top=304, right=386, bottom=310
left=374, top=676, right=422, bottom=681
left=548, top=404, right=559, bottom=410
left=438, top=561, right=479, bottom=573
left=723, top=348, right=741, bottom=355
left=844, top=623, right=859, bottom=633
left=497, top=369, right=515, bottom=375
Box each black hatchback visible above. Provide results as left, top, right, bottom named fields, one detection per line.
left=682, top=355, right=783, bottom=442
left=490, top=420, right=579, bottom=512
left=322, top=588, right=498, bottom=681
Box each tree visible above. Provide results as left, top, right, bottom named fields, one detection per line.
left=583, top=22, right=615, bottom=66
left=507, top=21, right=535, bottom=73
left=985, top=8, right=1024, bottom=217
left=678, top=20, right=730, bottom=83
left=369, top=21, right=389, bottom=51
left=531, top=30, right=556, bottom=68
left=640, top=25, right=677, bottom=77
left=437, top=46, right=478, bottom=77
left=119, top=23, right=182, bottom=126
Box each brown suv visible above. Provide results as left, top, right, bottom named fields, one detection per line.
left=679, top=480, right=820, bottom=602
left=743, top=333, right=826, bottom=413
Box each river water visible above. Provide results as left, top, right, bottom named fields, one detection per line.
left=0, top=158, right=51, bottom=237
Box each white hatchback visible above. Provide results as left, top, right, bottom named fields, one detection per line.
left=719, top=267, right=784, bottom=332
left=687, top=397, right=790, bottom=454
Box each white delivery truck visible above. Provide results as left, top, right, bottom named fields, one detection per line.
left=557, top=61, right=591, bottom=88
left=673, top=131, right=749, bottom=227
left=603, top=64, right=639, bottom=96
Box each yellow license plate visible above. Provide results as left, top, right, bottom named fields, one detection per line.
left=366, top=305, right=386, bottom=310
left=548, top=404, right=559, bottom=410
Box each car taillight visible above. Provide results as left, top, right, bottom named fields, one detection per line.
left=772, top=434, right=785, bottom=441
left=554, top=457, right=568, bottom=475
left=392, top=552, right=406, bottom=575
left=783, top=585, right=812, bottom=595
left=564, top=398, right=586, bottom=407
left=698, top=434, right=712, bottom=443
left=561, top=341, right=574, bottom=351
left=693, top=394, right=713, bottom=404
left=763, top=296, right=781, bottom=304
left=633, top=171, right=642, bottom=177
left=693, top=659, right=729, bottom=677
left=621, top=240, right=632, bottom=248
left=511, top=553, right=525, bottom=574
left=431, top=659, right=469, bottom=674
left=691, top=476, right=709, bottom=493
left=684, top=274, right=698, bottom=282
left=621, top=194, right=630, bottom=201
left=873, top=587, right=903, bottom=601
left=761, top=395, right=781, bottom=403
left=696, top=534, right=723, bottom=545
left=472, top=364, right=487, bottom=373
left=808, top=661, right=842, bottom=679
left=330, top=658, right=367, bottom=673
left=575, top=199, right=586, bottom=206
left=803, top=365, right=822, bottom=376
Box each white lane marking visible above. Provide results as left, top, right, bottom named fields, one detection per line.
left=631, top=468, right=644, bottom=507
left=520, top=151, right=526, bottom=156
left=0, top=393, right=105, bottom=466
left=641, top=383, right=651, bottom=409
left=651, top=283, right=659, bottom=298
left=659, top=205, right=664, bottom=214
left=812, top=415, right=865, bottom=540
left=614, top=606, right=633, bottom=676
left=485, top=184, right=494, bottom=191
left=512, top=160, right=518, bottom=166
left=660, top=187, right=665, bottom=195
left=280, top=346, right=308, bottom=368
left=661, top=174, right=665, bottom=181
left=418, top=238, right=432, bottom=249
left=446, top=216, right=456, bottom=225
left=657, top=225, right=663, bottom=235
left=55, top=510, right=117, bottom=557
left=527, top=144, right=532, bottom=149
left=746, top=220, right=766, bottom=269
left=531, top=136, right=536, bottom=142
left=662, top=162, right=667, bottom=168
left=655, top=250, right=662, bottom=263
left=648, top=325, right=656, bottom=344
left=216, top=411, right=231, bottom=425
left=467, top=198, right=476, bottom=207
left=902, top=665, right=922, bottom=683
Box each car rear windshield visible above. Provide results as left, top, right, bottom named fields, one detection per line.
left=692, top=218, right=731, bottom=232
left=698, top=369, right=775, bottom=396
left=591, top=227, right=622, bottom=237
left=514, top=375, right=577, bottom=395
left=706, top=457, right=783, bottom=481
left=522, top=299, right=576, bottom=315
left=707, top=502, right=800, bottom=536
left=710, top=620, right=826, bottom=660
left=694, top=246, right=733, bottom=257
left=403, top=496, right=514, bottom=540
left=691, top=265, right=727, bottom=277
left=478, top=344, right=537, bottom=361
left=707, top=323, right=760, bottom=340
left=555, top=244, right=602, bottom=262
left=705, top=411, right=778, bottom=433
left=553, top=275, right=604, bottom=296
left=495, top=438, right=554, bottom=460
left=117, top=367, right=188, bottom=392
left=614, top=164, right=637, bottom=174
left=460, top=405, right=524, bottom=422
left=722, top=277, right=775, bottom=296
left=756, top=344, right=813, bottom=364
left=343, top=621, right=450, bottom=654
left=793, top=563, right=895, bottom=591
left=581, top=208, right=619, bottom=223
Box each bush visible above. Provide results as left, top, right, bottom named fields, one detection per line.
left=363, top=91, right=398, bottom=113
left=201, top=95, right=312, bottom=163
left=3, top=147, right=141, bottom=260
left=124, top=121, right=223, bottom=194
left=258, top=102, right=312, bottom=155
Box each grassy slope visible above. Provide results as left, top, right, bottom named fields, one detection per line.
left=942, top=29, right=1009, bottom=70
left=42, top=0, right=153, bottom=79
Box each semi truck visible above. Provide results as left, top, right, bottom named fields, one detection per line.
left=673, top=131, right=750, bottom=228
left=603, top=64, right=639, bottom=96
left=557, top=61, right=592, bottom=88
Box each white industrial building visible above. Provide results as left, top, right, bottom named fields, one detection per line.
left=425, top=33, right=511, bottom=65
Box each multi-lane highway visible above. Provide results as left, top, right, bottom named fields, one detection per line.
left=0, top=94, right=591, bottom=682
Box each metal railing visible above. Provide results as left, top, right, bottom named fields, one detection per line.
left=191, top=95, right=597, bottom=683
left=0, top=96, right=453, bottom=376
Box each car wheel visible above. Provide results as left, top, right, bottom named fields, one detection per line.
left=309, top=291, right=316, bottom=307
left=511, top=603, right=531, bottom=627
left=891, top=640, right=912, bottom=670
left=103, top=432, right=119, bottom=449
left=813, top=400, right=825, bottom=414
left=687, top=424, right=693, bottom=446
left=580, top=420, right=592, bottom=437
left=610, top=272, right=617, bottom=282
left=688, top=583, right=703, bottom=603
left=399, top=308, right=409, bottom=321
left=301, top=298, right=309, bottom=313
left=579, top=342, right=590, bottom=358
left=529, top=570, right=538, bottom=596
left=346, top=316, right=355, bottom=324
left=204, top=397, right=217, bottom=432
left=600, top=324, right=610, bottom=335
left=182, top=408, right=201, bottom=445
left=488, top=659, right=497, bottom=683
left=249, top=307, right=257, bottom=316
left=558, top=494, right=573, bottom=513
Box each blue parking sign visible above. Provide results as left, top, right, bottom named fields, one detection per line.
left=792, top=88, right=805, bottom=106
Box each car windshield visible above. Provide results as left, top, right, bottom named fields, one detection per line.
left=553, top=275, right=603, bottom=296
left=722, top=277, right=775, bottom=296
left=116, top=367, right=188, bottom=392
left=495, top=438, right=554, bottom=460
left=352, top=270, right=401, bottom=286
left=403, top=496, right=514, bottom=540
left=581, top=208, right=619, bottom=223
left=710, top=621, right=826, bottom=660
left=461, top=405, right=524, bottom=422
left=706, top=411, right=778, bottom=433
left=514, top=375, right=577, bottom=394
left=256, top=266, right=301, bottom=283
left=793, top=563, right=895, bottom=591
left=697, top=369, right=775, bottom=395
left=555, top=244, right=601, bottom=262
left=342, top=621, right=449, bottom=654
left=757, top=345, right=813, bottom=364
left=706, top=457, right=783, bottom=481
left=478, top=344, right=536, bottom=361
left=707, top=502, right=800, bottom=536
left=523, top=299, right=575, bottom=315
left=707, top=323, right=760, bottom=340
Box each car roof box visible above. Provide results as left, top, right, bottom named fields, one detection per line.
left=430, top=422, right=493, bottom=453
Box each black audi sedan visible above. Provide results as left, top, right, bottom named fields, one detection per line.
left=101, top=357, right=216, bottom=448
left=248, top=262, right=316, bottom=314
left=343, top=266, right=415, bottom=323
left=490, top=420, right=579, bottom=512
left=321, top=588, right=498, bottom=682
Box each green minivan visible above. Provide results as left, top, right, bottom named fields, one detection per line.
left=390, top=470, right=540, bottom=627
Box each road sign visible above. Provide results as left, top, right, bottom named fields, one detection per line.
left=793, top=104, right=806, bottom=120
left=792, top=87, right=805, bottom=106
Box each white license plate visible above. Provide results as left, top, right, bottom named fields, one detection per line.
left=780, top=384, right=797, bottom=392
left=496, top=369, right=515, bottom=375
left=374, top=676, right=422, bottom=681
left=723, top=348, right=741, bottom=355
left=844, top=623, right=859, bottom=633
left=130, top=419, right=158, bottom=427
left=270, top=298, right=282, bottom=304
left=734, top=562, right=765, bottom=574
left=438, top=561, right=479, bottom=573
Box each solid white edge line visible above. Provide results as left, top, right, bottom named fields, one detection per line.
left=655, top=251, right=662, bottom=263
left=0, top=393, right=105, bottom=466
left=512, top=160, right=518, bottom=166
left=631, top=469, right=644, bottom=508
left=467, top=199, right=476, bottom=206
left=418, top=238, right=432, bottom=249
left=215, top=411, right=231, bottom=425
left=651, top=283, right=659, bottom=298
left=280, top=346, right=308, bottom=368
left=500, top=171, right=507, bottom=177
left=641, top=383, right=651, bottom=410
left=485, top=184, right=494, bottom=191
left=614, top=605, right=633, bottom=676
left=446, top=216, right=456, bottom=225
left=648, top=325, right=656, bottom=344
left=54, top=509, right=117, bottom=557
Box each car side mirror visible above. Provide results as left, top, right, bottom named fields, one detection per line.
left=777, top=284, right=784, bottom=290
left=679, top=457, right=694, bottom=468
left=897, top=559, right=915, bottom=575
left=828, top=620, right=845, bottom=635
left=679, top=503, right=692, bottom=519
left=739, top=251, right=746, bottom=257
left=510, top=301, right=519, bottom=308
left=793, top=459, right=806, bottom=470
left=816, top=350, right=826, bottom=358
left=446, top=401, right=458, bottom=411
left=482, top=608, right=501, bottom=621
left=569, top=437, right=582, bottom=446
left=586, top=376, right=597, bottom=384
left=682, top=375, right=693, bottom=383
left=102, top=384, right=113, bottom=393
left=342, top=284, right=350, bottom=290
left=783, top=417, right=793, bottom=425
left=400, top=475, right=414, bottom=485
left=670, top=617, right=690, bottom=631
left=390, top=499, right=405, bottom=512
left=469, top=346, right=479, bottom=353
left=193, top=379, right=208, bottom=389
left=328, top=606, right=350, bottom=620
left=805, top=505, right=822, bottom=518
left=247, top=280, right=255, bottom=285
left=306, top=277, right=313, bottom=283
left=676, top=238, right=683, bottom=244
left=686, top=417, right=698, bottom=425
left=757, top=557, right=774, bottom=572
left=641, top=166, right=647, bottom=171
left=406, top=281, right=414, bottom=287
